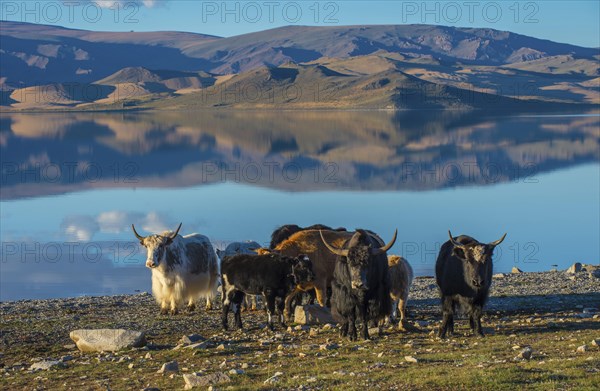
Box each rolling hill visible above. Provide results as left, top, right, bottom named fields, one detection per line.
left=1, top=21, right=598, bottom=110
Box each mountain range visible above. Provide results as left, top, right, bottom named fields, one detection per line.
left=1, top=21, right=598, bottom=110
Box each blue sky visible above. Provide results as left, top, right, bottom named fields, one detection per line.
left=1, top=1, right=599, bottom=47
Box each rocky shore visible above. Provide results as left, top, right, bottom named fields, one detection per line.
left=1, top=270, right=599, bottom=390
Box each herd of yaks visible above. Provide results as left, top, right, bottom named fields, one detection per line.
left=131, top=223, right=506, bottom=341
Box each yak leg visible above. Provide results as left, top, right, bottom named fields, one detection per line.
left=169, top=297, right=178, bottom=315
left=438, top=296, right=454, bottom=339
left=339, top=321, right=349, bottom=338
left=314, top=281, right=328, bottom=307
left=276, top=296, right=286, bottom=326
left=186, top=298, right=196, bottom=313
left=398, top=297, right=408, bottom=331
left=159, top=300, right=169, bottom=315
left=284, top=287, right=301, bottom=322
left=265, top=292, right=277, bottom=331
left=471, top=306, right=484, bottom=337
left=221, top=297, right=230, bottom=331
left=360, top=302, right=370, bottom=340
left=233, top=296, right=243, bottom=330
left=348, top=308, right=358, bottom=341
left=205, top=297, right=213, bottom=311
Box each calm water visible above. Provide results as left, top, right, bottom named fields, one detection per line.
left=1, top=110, right=599, bottom=300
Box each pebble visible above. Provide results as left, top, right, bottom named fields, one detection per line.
left=576, top=345, right=588, bottom=353
left=229, top=369, right=244, bottom=375
left=518, top=347, right=533, bottom=360
left=319, top=343, right=339, bottom=351
left=264, top=371, right=284, bottom=384
left=29, top=360, right=65, bottom=371
left=180, top=334, right=205, bottom=345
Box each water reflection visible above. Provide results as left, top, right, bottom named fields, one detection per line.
left=1, top=111, right=598, bottom=300
left=1, top=110, right=598, bottom=199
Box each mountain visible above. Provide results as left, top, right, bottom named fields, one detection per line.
left=1, top=21, right=598, bottom=110
left=0, top=21, right=220, bottom=89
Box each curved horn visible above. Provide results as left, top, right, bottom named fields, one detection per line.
left=448, top=230, right=464, bottom=248
left=132, top=224, right=145, bottom=241
left=319, top=230, right=349, bottom=257
left=170, top=223, right=183, bottom=239
left=378, top=229, right=398, bottom=253
left=489, top=233, right=507, bottom=247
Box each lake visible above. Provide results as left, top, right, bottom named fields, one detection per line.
left=1, top=110, right=598, bottom=300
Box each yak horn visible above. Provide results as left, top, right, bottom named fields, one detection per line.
left=377, top=229, right=398, bottom=253
left=132, top=224, right=145, bottom=241
left=320, top=230, right=349, bottom=257
left=489, top=233, right=507, bottom=247
left=448, top=230, right=464, bottom=248
left=170, top=223, right=183, bottom=239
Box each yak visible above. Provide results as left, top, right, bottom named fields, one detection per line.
left=132, top=223, right=219, bottom=315
left=321, top=229, right=396, bottom=341
left=221, top=253, right=315, bottom=330
left=435, top=230, right=506, bottom=338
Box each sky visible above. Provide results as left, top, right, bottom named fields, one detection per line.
left=1, top=0, right=599, bottom=47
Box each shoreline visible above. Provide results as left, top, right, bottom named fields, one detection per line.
left=2, top=270, right=598, bottom=305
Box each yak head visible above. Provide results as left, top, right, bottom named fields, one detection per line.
left=448, top=230, right=506, bottom=289
left=132, top=223, right=182, bottom=269
left=321, top=229, right=397, bottom=291
left=289, top=254, right=315, bottom=285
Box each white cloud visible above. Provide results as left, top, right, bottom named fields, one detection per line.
left=61, top=210, right=178, bottom=241
left=97, top=210, right=139, bottom=233
left=60, top=215, right=99, bottom=241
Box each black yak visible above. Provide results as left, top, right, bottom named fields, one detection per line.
left=321, top=229, right=396, bottom=340
left=435, top=231, right=506, bottom=338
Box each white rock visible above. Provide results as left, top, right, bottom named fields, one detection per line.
left=576, top=345, right=588, bottom=353
left=229, top=369, right=244, bottom=375
left=183, top=372, right=231, bottom=389
left=184, top=341, right=214, bottom=350
left=567, top=262, right=582, bottom=274
left=294, top=305, right=335, bottom=325
left=264, top=371, right=284, bottom=384
left=404, top=356, right=418, bottom=363
left=180, top=334, right=205, bottom=345
left=157, top=360, right=179, bottom=374
left=29, top=360, right=65, bottom=371
left=69, top=329, right=146, bottom=352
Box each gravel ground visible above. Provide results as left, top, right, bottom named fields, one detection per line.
left=0, top=270, right=599, bottom=390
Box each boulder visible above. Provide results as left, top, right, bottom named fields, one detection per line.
left=294, top=305, right=335, bottom=325
left=567, top=262, right=582, bottom=274
left=183, top=372, right=231, bottom=389
left=70, top=329, right=146, bottom=352
left=157, top=360, right=179, bottom=374
left=511, top=267, right=523, bottom=274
